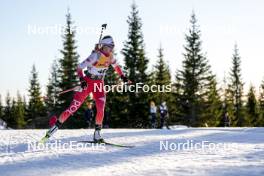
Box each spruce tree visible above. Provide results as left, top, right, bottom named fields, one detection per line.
left=104, top=64, right=128, bottom=127
left=151, top=46, right=174, bottom=126
left=176, top=12, right=214, bottom=126
left=172, top=71, right=184, bottom=124
left=27, top=65, right=45, bottom=127
left=57, top=11, right=79, bottom=109
left=221, top=75, right=233, bottom=127
left=10, top=98, right=17, bottom=128
left=121, top=3, right=150, bottom=127
left=46, top=60, right=59, bottom=113
left=15, top=91, right=26, bottom=128
left=3, top=92, right=13, bottom=127
left=57, top=11, right=86, bottom=128
left=153, top=45, right=171, bottom=104
left=22, top=95, right=27, bottom=119
left=245, top=85, right=258, bottom=126
left=227, top=44, right=244, bottom=126
left=103, top=52, right=128, bottom=127
left=258, top=79, right=264, bottom=126
left=202, top=78, right=223, bottom=126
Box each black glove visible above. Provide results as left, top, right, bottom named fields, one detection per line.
left=121, top=75, right=128, bottom=83
left=80, top=77, right=87, bottom=89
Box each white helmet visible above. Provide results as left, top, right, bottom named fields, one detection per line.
left=100, top=35, right=115, bottom=48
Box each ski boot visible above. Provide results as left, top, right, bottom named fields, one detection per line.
left=93, top=124, right=104, bottom=143
left=40, top=116, right=62, bottom=143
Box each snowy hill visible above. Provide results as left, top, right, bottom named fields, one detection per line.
left=0, top=128, right=264, bottom=176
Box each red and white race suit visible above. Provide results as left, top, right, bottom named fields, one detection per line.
left=58, top=49, right=124, bottom=125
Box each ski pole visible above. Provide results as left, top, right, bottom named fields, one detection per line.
left=57, top=85, right=81, bottom=96
left=98, top=23, right=107, bottom=44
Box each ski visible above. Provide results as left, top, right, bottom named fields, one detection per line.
left=39, top=134, right=50, bottom=144
left=79, top=140, right=135, bottom=148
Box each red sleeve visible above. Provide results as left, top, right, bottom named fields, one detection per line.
left=111, top=55, right=124, bottom=76
left=113, top=65, right=124, bottom=77
left=77, top=67, right=84, bottom=78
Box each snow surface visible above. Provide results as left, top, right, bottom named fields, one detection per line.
left=0, top=127, right=264, bottom=176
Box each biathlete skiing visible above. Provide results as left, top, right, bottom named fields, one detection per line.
left=41, top=26, right=130, bottom=143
